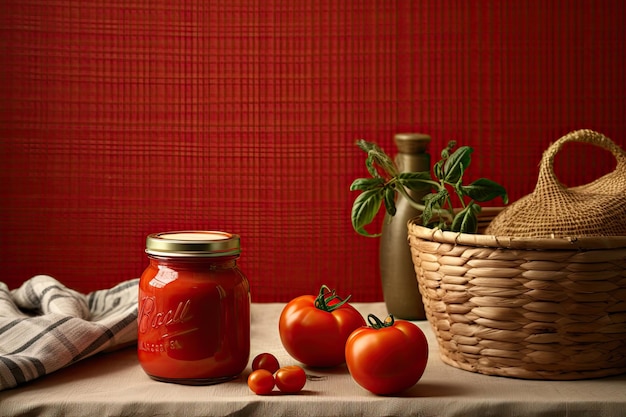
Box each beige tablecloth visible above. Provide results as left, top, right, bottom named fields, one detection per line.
left=1, top=302, right=625, bottom=416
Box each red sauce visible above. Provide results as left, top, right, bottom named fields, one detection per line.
left=137, top=231, right=250, bottom=385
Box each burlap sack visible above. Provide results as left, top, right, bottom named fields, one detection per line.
left=485, top=129, right=626, bottom=238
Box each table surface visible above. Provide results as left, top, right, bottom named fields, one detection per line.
left=1, top=302, right=625, bottom=417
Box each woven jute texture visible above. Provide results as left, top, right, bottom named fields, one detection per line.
left=408, top=208, right=626, bottom=380
left=485, top=129, right=626, bottom=238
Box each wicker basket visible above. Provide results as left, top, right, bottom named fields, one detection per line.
left=408, top=207, right=626, bottom=380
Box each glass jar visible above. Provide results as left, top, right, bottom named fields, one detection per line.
left=138, top=231, right=250, bottom=385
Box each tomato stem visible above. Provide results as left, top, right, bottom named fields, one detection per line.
left=314, top=285, right=352, bottom=312
left=367, top=313, right=395, bottom=329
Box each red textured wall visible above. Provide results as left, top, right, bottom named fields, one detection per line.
left=1, top=1, right=624, bottom=302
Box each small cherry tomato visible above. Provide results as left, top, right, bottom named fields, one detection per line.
left=274, top=365, right=307, bottom=393
left=252, top=352, right=280, bottom=374
left=247, top=369, right=275, bottom=395
left=345, top=314, right=429, bottom=395
left=279, top=285, right=366, bottom=367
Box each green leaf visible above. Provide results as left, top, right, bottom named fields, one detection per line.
left=462, top=178, right=509, bottom=204
left=356, top=139, right=376, bottom=153
left=352, top=138, right=508, bottom=237
left=450, top=202, right=481, bottom=233
left=358, top=140, right=398, bottom=179
left=358, top=140, right=384, bottom=178
left=371, top=151, right=397, bottom=179
left=421, top=189, right=448, bottom=226
left=365, top=153, right=379, bottom=178
left=398, top=171, right=432, bottom=181
left=397, top=171, right=432, bottom=192
left=382, top=186, right=397, bottom=216
left=440, top=140, right=457, bottom=159
left=443, top=146, right=473, bottom=183
left=433, top=160, right=444, bottom=181
left=350, top=177, right=385, bottom=192
left=351, top=189, right=383, bottom=237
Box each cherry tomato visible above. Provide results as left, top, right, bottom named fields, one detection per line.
left=345, top=314, right=428, bottom=395
left=279, top=285, right=366, bottom=367
left=247, top=369, right=275, bottom=395
left=274, top=365, right=306, bottom=393
left=252, top=352, right=280, bottom=374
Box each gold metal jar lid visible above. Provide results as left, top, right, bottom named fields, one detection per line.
left=145, top=231, right=240, bottom=257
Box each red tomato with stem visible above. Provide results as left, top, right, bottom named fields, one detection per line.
left=279, top=285, right=366, bottom=367
left=274, top=365, right=307, bottom=393
left=345, top=314, right=429, bottom=395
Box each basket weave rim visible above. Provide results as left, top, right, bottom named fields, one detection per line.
left=408, top=212, right=626, bottom=250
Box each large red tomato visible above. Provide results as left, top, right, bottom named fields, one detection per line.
left=279, top=285, right=366, bottom=367
left=345, top=314, right=428, bottom=395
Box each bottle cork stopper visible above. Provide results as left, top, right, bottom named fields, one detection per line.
left=394, top=133, right=431, bottom=154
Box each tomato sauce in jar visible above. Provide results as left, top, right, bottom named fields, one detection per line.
left=138, top=231, right=250, bottom=385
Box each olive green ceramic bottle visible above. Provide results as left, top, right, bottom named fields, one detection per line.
left=379, top=133, right=431, bottom=320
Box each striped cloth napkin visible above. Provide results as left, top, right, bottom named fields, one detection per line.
left=0, top=275, right=138, bottom=391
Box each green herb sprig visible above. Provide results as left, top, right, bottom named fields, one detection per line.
left=350, top=140, right=508, bottom=237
